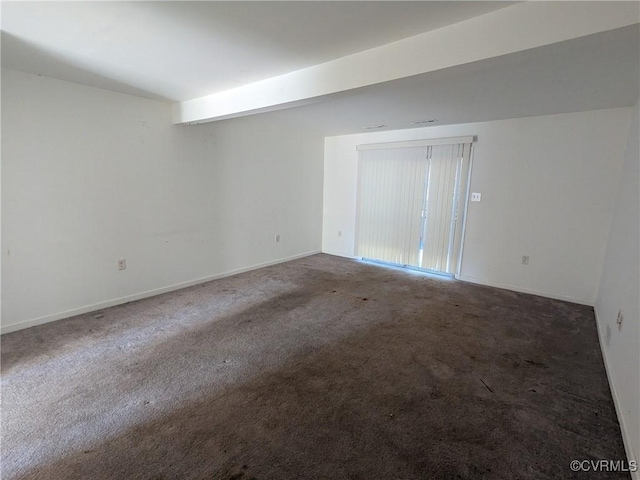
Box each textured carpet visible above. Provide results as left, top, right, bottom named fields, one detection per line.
left=0, top=254, right=628, bottom=479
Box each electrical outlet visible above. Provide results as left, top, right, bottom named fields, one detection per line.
left=521, top=255, right=529, bottom=265
left=118, top=259, right=126, bottom=271
left=471, top=192, right=482, bottom=202
left=275, top=234, right=280, bottom=243
left=616, top=310, right=624, bottom=330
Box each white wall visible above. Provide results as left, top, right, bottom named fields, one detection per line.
left=323, top=108, right=632, bottom=305
left=596, top=99, right=639, bottom=469
left=1, top=70, right=324, bottom=332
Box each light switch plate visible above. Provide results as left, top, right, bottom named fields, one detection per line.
left=471, top=193, right=482, bottom=202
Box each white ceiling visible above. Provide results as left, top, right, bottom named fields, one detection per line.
left=1, top=1, right=637, bottom=136
left=1, top=1, right=511, bottom=102
left=215, top=25, right=640, bottom=136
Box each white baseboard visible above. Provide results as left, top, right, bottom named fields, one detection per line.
left=593, top=305, right=639, bottom=479
left=320, top=260, right=594, bottom=305
left=320, top=250, right=358, bottom=260
left=455, top=274, right=594, bottom=306
left=0, top=250, right=321, bottom=335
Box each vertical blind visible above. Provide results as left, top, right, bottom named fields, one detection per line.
left=420, top=143, right=471, bottom=273
left=356, top=138, right=472, bottom=275
left=356, top=146, right=428, bottom=266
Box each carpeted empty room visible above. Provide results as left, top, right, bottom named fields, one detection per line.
left=0, top=255, right=629, bottom=479
left=2, top=2, right=639, bottom=480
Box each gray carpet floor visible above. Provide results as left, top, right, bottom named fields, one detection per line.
left=0, top=254, right=628, bottom=479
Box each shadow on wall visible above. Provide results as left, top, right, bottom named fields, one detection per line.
left=0, top=255, right=626, bottom=480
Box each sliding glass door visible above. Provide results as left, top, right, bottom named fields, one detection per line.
left=356, top=146, right=428, bottom=267
left=355, top=138, right=472, bottom=276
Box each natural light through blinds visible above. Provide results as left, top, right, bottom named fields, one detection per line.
left=355, top=138, right=473, bottom=275
left=356, top=146, right=428, bottom=266
left=420, top=143, right=471, bottom=273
